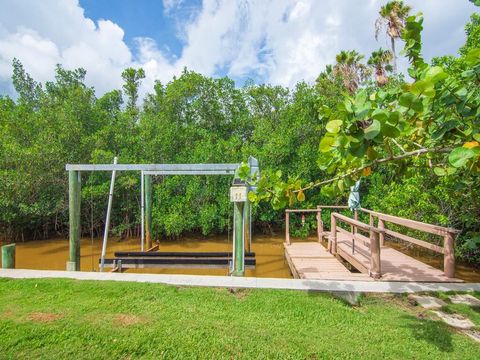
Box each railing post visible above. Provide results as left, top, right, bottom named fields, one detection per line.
left=316, top=206, right=323, bottom=242
left=444, top=232, right=455, bottom=278
left=285, top=211, right=290, bottom=245
left=369, top=213, right=374, bottom=227
left=329, top=213, right=337, bottom=254
left=378, top=218, right=385, bottom=246
left=369, top=230, right=381, bottom=279
left=352, top=210, right=358, bottom=234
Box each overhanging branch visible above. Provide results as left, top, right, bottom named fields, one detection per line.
left=294, top=147, right=451, bottom=193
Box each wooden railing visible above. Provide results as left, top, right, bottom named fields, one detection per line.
left=284, top=205, right=461, bottom=279
left=330, top=212, right=384, bottom=279
left=360, top=208, right=460, bottom=278
left=285, top=206, right=349, bottom=245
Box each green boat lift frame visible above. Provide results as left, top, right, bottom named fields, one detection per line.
left=65, top=156, right=259, bottom=276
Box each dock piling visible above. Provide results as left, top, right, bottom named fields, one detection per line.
left=68, top=170, right=81, bottom=271
left=145, top=174, right=153, bottom=250
left=1, top=244, right=15, bottom=269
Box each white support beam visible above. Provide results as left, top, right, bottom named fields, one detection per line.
left=65, top=163, right=241, bottom=172
left=143, top=170, right=236, bottom=175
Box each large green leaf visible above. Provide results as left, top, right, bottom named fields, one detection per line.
left=431, top=120, right=459, bottom=140
left=382, top=123, right=400, bottom=138
left=410, top=80, right=435, bottom=98
left=319, top=135, right=335, bottom=153
left=326, top=120, right=343, bottom=134
left=425, top=66, right=447, bottom=83
left=399, top=93, right=414, bottom=108
left=372, top=109, right=389, bottom=123
left=364, top=120, right=381, bottom=140
left=349, top=142, right=368, bottom=157
left=448, top=147, right=475, bottom=168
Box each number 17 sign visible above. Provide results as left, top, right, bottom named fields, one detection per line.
left=230, top=186, right=247, bottom=202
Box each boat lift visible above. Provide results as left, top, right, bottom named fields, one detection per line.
left=65, top=157, right=259, bottom=276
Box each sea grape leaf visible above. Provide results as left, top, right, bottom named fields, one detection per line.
left=448, top=147, right=475, bottom=168
left=364, top=119, right=381, bottom=140
left=326, top=120, right=343, bottom=134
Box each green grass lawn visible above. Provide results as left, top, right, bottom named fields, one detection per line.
left=0, top=278, right=479, bottom=359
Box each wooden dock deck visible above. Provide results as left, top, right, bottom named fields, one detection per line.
left=284, top=206, right=463, bottom=283
left=285, top=238, right=462, bottom=282
left=284, top=242, right=372, bottom=281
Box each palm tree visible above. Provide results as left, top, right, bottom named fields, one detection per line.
left=375, top=0, right=411, bottom=72
left=333, top=50, right=370, bottom=94
left=368, top=48, right=394, bottom=86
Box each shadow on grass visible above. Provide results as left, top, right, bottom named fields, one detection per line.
left=471, top=306, right=480, bottom=314
left=400, top=314, right=454, bottom=353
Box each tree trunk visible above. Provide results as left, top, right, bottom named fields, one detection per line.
left=391, top=37, right=397, bottom=73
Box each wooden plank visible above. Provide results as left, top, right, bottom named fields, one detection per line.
left=333, top=213, right=383, bottom=234
left=285, top=212, right=290, bottom=245
left=337, top=227, right=370, bottom=245
left=146, top=244, right=159, bottom=252
left=361, top=208, right=459, bottom=236
left=286, top=206, right=349, bottom=213
left=284, top=250, right=299, bottom=279
left=384, top=229, right=444, bottom=254
left=284, top=242, right=360, bottom=281
left=337, top=245, right=369, bottom=274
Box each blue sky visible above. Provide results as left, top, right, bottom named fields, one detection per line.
left=80, top=0, right=195, bottom=60
left=0, top=0, right=478, bottom=97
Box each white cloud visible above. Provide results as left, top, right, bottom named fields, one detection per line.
left=163, top=0, right=186, bottom=14
left=0, top=0, right=477, bottom=99
left=0, top=0, right=133, bottom=95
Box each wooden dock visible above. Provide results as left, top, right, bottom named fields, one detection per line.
left=284, top=242, right=372, bottom=281
left=284, top=206, right=463, bottom=283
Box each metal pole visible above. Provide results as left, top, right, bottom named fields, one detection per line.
left=231, top=201, right=245, bottom=276
left=100, top=157, right=118, bottom=272
left=249, top=202, right=252, bottom=253
left=1, top=244, right=15, bottom=269
left=67, top=170, right=81, bottom=271
left=243, top=198, right=251, bottom=253
left=145, top=174, right=153, bottom=249
left=140, top=171, right=145, bottom=252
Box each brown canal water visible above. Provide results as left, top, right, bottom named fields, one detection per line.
left=0, top=234, right=293, bottom=278
left=2, top=235, right=479, bottom=282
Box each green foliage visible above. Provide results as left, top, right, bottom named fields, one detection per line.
left=363, top=169, right=480, bottom=263
left=121, top=67, right=145, bottom=115
left=0, top=64, right=333, bottom=240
